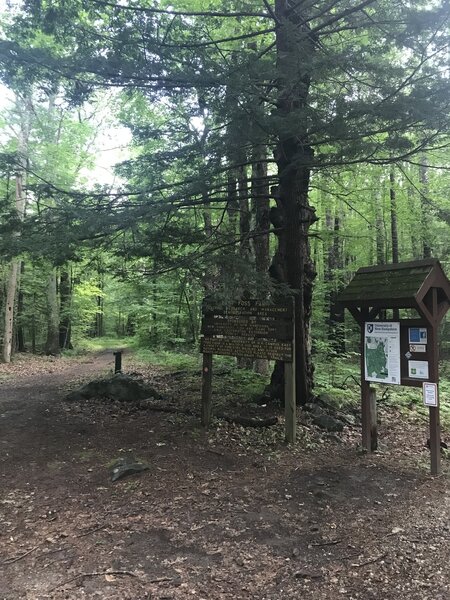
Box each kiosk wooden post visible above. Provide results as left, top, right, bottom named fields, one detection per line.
left=338, top=259, right=450, bottom=474
left=428, top=320, right=440, bottom=474
left=360, top=323, right=372, bottom=452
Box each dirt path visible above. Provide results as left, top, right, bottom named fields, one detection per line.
left=0, top=353, right=449, bottom=600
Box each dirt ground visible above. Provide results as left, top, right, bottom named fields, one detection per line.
left=0, top=351, right=449, bottom=600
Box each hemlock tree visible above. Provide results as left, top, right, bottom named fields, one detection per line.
left=1, top=0, right=449, bottom=401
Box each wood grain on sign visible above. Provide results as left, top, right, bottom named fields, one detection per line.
left=200, top=336, right=293, bottom=362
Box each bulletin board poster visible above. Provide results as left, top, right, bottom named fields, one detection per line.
left=364, top=322, right=401, bottom=385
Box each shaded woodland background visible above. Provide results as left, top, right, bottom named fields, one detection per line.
left=0, top=0, right=449, bottom=393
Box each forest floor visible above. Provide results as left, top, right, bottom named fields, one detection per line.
left=0, top=350, right=449, bottom=600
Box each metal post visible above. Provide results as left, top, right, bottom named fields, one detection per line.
left=113, top=351, right=122, bottom=374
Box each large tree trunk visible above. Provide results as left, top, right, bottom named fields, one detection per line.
left=269, top=0, right=317, bottom=404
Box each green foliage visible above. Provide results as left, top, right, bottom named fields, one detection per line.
left=70, top=279, right=104, bottom=342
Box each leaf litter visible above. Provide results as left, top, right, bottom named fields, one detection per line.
left=0, top=350, right=449, bottom=599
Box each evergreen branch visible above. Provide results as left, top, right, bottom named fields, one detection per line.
left=311, top=0, right=378, bottom=34
left=160, top=28, right=276, bottom=49
left=90, top=0, right=272, bottom=19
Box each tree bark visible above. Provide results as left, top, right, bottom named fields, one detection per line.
left=325, top=207, right=345, bottom=353
left=45, top=270, right=60, bottom=355
left=389, top=166, right=399, bottom=263
left=237, top=163, right=253, bottom=369
left=3, top=261, right=20, bottom=363
left=419, top=154, right=432, bottom=258
left=269, top=0, right=317, bottom=404
left=59, top=268, right=73, bottom=349
left=17, top=262, right=26, bottom=352
left=373, top=168, right=385, bottom=265
left=2, top=117, right=28, bottom=363
left=252, top=150, right=270, bottom=375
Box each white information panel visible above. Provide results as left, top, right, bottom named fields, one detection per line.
left=408, top=360, right=429, bottom=379
left=423, top=382, right=438, bottom=407
left=364, top=322, right=401, bottom=385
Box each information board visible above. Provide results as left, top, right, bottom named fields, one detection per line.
left=364, top=322, right=401, bottom=385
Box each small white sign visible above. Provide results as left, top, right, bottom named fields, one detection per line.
left=423, top=382, right=438, bottom=407
left=408, top=360, right=429, bottom=379
left=409, top=344, right=426, bottom=353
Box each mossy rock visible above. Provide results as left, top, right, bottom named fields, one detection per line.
left=66, top=373, right=162, bottom=403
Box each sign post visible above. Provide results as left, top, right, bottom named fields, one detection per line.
left=200, top=298, right=296, bottom=442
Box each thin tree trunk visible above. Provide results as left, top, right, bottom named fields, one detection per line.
left=202, top=188, right=216, bottom=294
left=237, top=163, right=253, bottom=369
left=389, top=166, right=399, bottom=320
left=373, top=169, right=385, bottom=265
left=45, top=270, right=60, bottom=355
left=59, top=268, right=72, bottom=350
left=252, top=150, right=270, bottom=375
left=419, top=154, right=432, bottom=258
left=325, top=207, right=345, bottom=353
left=389, top=166, right=399, bottom=263
left=17, top=262, right=26, bottom=352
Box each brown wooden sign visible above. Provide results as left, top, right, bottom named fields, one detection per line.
left=201, top=336, right=293, bottom=361
left=201, top=317, right=292, bottom=341
left=201, top=299, right=294, bottom=361
left=200, top=298, right=296, bottom=443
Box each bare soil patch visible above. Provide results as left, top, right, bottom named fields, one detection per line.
left=0, top=352, right=449, bottom=600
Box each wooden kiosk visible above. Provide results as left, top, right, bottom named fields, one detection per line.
left=338, top=259, right=450, bottom=474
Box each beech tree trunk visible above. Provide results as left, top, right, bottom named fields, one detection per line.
left=3, top=261, right=20, bottom=363
left=3, top=136, right=27, bottom=362
left=270, top=0, right=317, bottom=404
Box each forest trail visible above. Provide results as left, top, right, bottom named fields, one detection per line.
left=0, top=352, right=449, bottom=600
